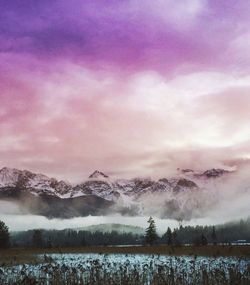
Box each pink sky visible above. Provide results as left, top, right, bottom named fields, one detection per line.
left=0, top=0, right=250, bottom=181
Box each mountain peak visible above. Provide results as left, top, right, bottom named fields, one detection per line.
left=89, top=170, right=109, bottom=179
left=181, top=169, right=194, bottom=173
left=0, top=166, right=17, bottom=173
left=201, top=168, right=229, bottom=178
left=0, top=167, right=21, bottom=187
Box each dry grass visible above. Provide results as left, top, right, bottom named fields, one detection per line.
left=0, top=249, right=41, bottom=266
left=57, top=244, right=250, bottom=257
left=0, top=245, right=249, bottom=266
left=0, top=250, right=249, bottom=285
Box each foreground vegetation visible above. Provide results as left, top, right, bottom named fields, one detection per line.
left=0, top=253, right=249, bottom=285
left=1, top=217, right=250, bottom=285
left=1, top=244, right=250, bottom=266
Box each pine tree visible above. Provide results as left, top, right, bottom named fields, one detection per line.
left=172, top=229, right=178, bottom=245
left=32, top=230, right=43, bottom=248
left=46, top=236, right=52, bottom=248
left=166, top=227, right=173, bottom=245
left=211, top=226, right=217, bottom=245
left=201, top=233, right=208, bottom=246
left=145, top=217, right=158, bottom=245
left=0, top=220, right=10, bottom=248
left=81, top=236, right=87, bottom=246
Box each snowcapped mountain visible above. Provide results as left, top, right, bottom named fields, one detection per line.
left=0, top=167, right=20, bottom=187
left=200, top=168, right=230, bottom=178
left=0, top=167, right=200, bottom=201
left=0, top=167, right=72, bottom=197
left=89, top=170, right=109, bottom=179
left=0, top=166, right=234, bottom=219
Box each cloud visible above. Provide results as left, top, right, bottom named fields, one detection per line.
left=0, top=201, right=23, bottom=215
left=0, top=63, right=249, bottom=180
left=193, top=87, right=250, bottom=145
left=0, top=1, right=250, bottom=181
left=2, top=162, right=250, bottom=232
left=1, top=0, right=250, bottom=74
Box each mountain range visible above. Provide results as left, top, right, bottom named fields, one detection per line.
left=0, top=167, right=233, bottom=219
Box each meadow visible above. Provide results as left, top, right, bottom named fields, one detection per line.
left=0, top=246, right=250, bottom=285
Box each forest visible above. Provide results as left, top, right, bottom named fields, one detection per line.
left=0, top=217, right=248, bottom=248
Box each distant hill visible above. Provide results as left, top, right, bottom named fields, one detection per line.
left=75, top=223, right=145, bottom=235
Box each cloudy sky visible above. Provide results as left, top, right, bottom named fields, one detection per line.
left=0, top=0, right=250, bottom=182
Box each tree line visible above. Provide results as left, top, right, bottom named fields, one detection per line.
left=0, top=217, right=250, bottom=248
left=145, top=217, right=250, bottom=246
left=11, top=229, right=143, bottom=248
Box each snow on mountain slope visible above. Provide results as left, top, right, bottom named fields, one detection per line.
left=0, top=167, right=72, bottom=197
left=0, top=166, right=235, bottom=219
left=71, top=180, right=120, bottom=201
left=0, top=167, right=230, bottom=200
left=0, top=167, right=21, bottom=187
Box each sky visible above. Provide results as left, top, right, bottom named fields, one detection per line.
left=0, top=0, right=250, bottom=182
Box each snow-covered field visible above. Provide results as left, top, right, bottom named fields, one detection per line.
left=0, top=253, right=249, bottom=284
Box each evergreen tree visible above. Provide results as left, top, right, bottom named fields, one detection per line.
left=172, top=229, right=178, bottom=245
left=46, top=236, right=52, bottom=248
left=145, top=217, right=158, bottom=245
left=0, top=220, right=10, bottom=248
left=211, top=226, right=217, bottom=245
left=166, top=227, right=173, bottom=245
left=32, top=230, right=43, bottom=248
left=201, top=233, right=208, bottom=246
left=81, top=234, right=87, bottom=246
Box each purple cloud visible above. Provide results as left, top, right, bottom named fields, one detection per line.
left=1, top=0, right=250, bottom=74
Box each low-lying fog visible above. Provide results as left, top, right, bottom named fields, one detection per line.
left=0, top=200, right=249, bottom=234
left=1, top=165, right=250, bottom=233
left=0, top=213, right=249, bottom=234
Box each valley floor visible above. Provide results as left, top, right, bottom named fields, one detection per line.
left=0, top=245, right=250, bottom=266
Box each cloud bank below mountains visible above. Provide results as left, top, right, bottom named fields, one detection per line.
left=1, top=165, right=250, bottom=231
